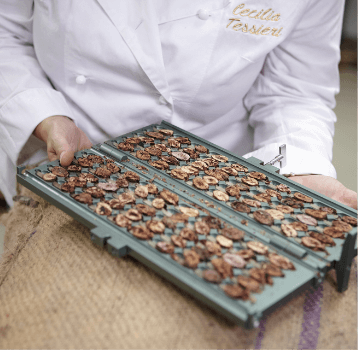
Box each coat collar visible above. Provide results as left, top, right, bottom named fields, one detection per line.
left=96, top=0, right=173, bottom=103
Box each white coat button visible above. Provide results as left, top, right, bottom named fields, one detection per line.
left=197, top=9, right=211, bottom=20
left=158, top=95, right=167, bottom=105
left=76, top=75, right=87, bottom=85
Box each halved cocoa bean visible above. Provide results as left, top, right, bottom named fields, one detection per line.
left=87, top=155, right=104, bottom=164
left=84, top=186, right=106, bottom=198
left=290, top=221, right=308, bottom=232
left=223, top=285, right=248, bottom=299
left=117, top=192, right=136, bottom=205
left=223, top=253, right=246, bottom=268
left=73, top=192, right=92, bottom=205
left=191, top=161, right=208, bottom=171
left=171, top=168, right=189, bottom=181
left=213, top=190, right=229, bottom=202
left=136, top=150, right=151, bottom=161
left=242, top=198, right=261, bottom=208
left=43, top=173, right=57, bottom=182
left=95, top=202, right=112, bottom=216
left=97, top=182, right=119, bottom=191
left=265, top=209, right=285, bottom=220
left=203, top=176, right=218, bottom=185
left=221, top=167, right=238, bottom=176
left=332, top=220, right=352, bottom=232
left=281, top=224, right=298, bottom=237
left=131, top=226, right=153, bottom=240
left=195, top=145, right=208, bottom=153
left=115, top=214, right=132, bottom=228
left=237, top=249, right=255, bottom=260
left=149, top=160, right=169, bottom=170
left=301, top=236, right=326, bottom=251
left=216, top=235, right=233, bottom=248
left=211, top=154, right=228, bottom=163
left=249, top=171, right=266, bottom=181
left=51, top=166, right=69, bottom=177
left=323, top=226, right=345, bottom=239
left=341, top=216, right=357, bottom=226
left=159, top=190, right=179, bottom=205
left=146, top=220, right=165, bottom=234
left=107, top=199, right=125, bottom=210
left=265, top=189, right=282, bottom=200
left=67, top=165, right=82, bottom=172
left=158, top=129, right=173, bottom=136
left=135, top=185, right=149, bottom=198
left=193, top=177, right=209, bottom=190
left=237, top=275, right=260, bottom=292
left=308, top=231, right=336, bottom=246
left=275, top=205, right=294, bottom=214
left=117, top=142, right=134, bottom=152
left=221, top=227, right=244, bottom=241
left=136, top=204, right=156, bottom=216
left=293, top=192, right=313, bottom=203
left=241, top=176, right=258, bottom=186
left=171, top=235, right=187, bottom=248
left=145, top=131, right=165, bottom=140
left=253, top=210, right=274, bottom=225
left=123, top=171, right=140, bottom=182
left=297, top=214, right=318, bottom=226
left=116, top=178, right=129, bottom=188
left=231, top=163, right=248, bottom=172
left=203, top=270, right=222, bottom=283
left=276, top=184, right=291, bottom=193
left=125, top=137, right=142, bottom=144
left=180, top=228, right=196, bottom=241
left=231, top=201, right=251, bottom=213
left=194, top=221, right=210, bottom=235
left=146, top=183, right=158, bottom=194
left=247, top=241, right=268, bottom=255
left=152, top=198, right=165, bottom=209
left=183, top=250, right=200, bottom=268
left=212, top=258, right=233, bottom=278
left=125, top=209, right=142, bottom=221
left=269, top=254, right=296, bottom=270
left=225, top=186, right=241, bottom=198
left=79, top=173, right=98, bottom=183
left=179, top=207, right=199, bottom=217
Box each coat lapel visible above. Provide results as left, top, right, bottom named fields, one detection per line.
left=96, top=0, right=172, bottom=103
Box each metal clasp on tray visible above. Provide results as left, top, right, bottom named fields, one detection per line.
left=264, top=144, right=287, bottom=171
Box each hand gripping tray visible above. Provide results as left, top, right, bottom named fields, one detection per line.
left=17, top=121, right=357, bottom=329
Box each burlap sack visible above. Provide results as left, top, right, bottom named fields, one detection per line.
left=0, top=186, right=356, bottom=349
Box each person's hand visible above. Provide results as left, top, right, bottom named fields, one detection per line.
left=33, top=115, right=92, bottom=166
left=289, top=175, right=357, bottom=210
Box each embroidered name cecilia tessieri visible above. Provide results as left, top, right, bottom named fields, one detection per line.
left=227, top=3, right=283, bottom=37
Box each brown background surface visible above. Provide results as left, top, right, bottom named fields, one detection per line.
left=0, top=187, right=356, bottom=349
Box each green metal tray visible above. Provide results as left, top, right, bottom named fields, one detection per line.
left=17, top=122, right=357, bottom=328
left=99, top=121, right=357, bottom=291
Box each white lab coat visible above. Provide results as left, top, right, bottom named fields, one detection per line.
left=0, top=0, right=344, bottom=206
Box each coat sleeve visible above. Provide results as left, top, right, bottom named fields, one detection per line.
left=0, top=0, right=72, bottom=205
left=242, top=0, right=344, bottom=178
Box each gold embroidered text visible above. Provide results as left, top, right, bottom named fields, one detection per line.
left=226, top=3, right=283, bottom=37
left=232, top=3, right=281, bottom=22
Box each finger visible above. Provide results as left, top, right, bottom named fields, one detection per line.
left=47, top=147, right=58, bottom=162
left=54, top=140, right=75, bottom=166
left=336, top=188, right=358, bottom=210
left=59, top=147, right=75, bottom=167
left=78, top=129, right=93, bottom=150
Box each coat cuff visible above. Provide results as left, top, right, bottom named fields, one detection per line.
left=0, top=88, right=73, bottom=164
left=242, top=143, right=337, bottom=179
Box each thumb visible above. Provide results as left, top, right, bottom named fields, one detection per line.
left=58, top=146, right=75, bottom=167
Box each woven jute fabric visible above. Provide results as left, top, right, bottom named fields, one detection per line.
left=0, top=186, right=356, bottom=349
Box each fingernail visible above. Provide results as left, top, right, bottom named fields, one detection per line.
left=59, top=151, right=65, bottom=163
